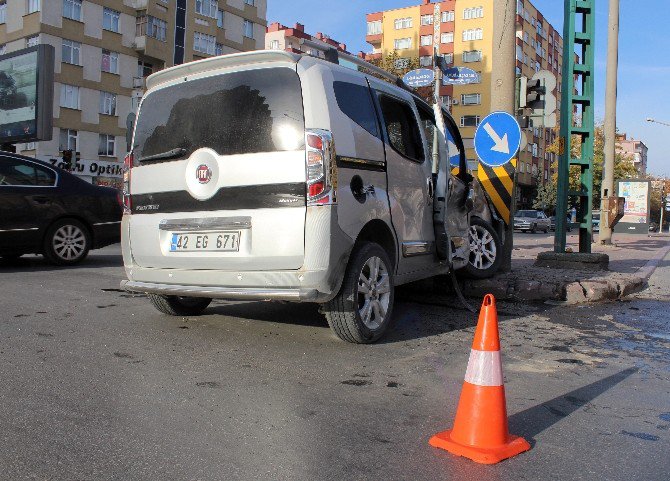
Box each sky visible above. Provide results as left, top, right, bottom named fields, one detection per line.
left=267, top=0, right=670, bottom=177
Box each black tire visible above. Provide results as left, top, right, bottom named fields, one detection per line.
left=323, top=242, right=394, bottom=344
left=43, top=218, right=91, bottom=265
left=462, top=217, right=503, bottom=279
left=530, top=223, right=537, bottom=234
left=148, top=294, right=212, bottom=316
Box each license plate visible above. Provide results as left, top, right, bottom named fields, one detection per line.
left=170, top=231, right=241, bottom=252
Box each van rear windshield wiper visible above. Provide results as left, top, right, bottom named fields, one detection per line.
left=138, top=148, right=187, bottom=163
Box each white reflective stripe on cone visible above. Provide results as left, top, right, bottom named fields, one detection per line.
left=463, top=349, right=504, bottom=387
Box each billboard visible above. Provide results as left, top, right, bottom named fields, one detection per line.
left=614, top=179, right=651, bottom=234
left=0, top=44, right=54, bottom=144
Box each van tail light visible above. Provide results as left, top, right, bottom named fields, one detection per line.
left=121, top=152, right=133, bottom=214
left=305, top=129, right=337, bottom=206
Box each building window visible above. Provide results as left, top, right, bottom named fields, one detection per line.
left=460, top=115, right=480, bottom=127
left=419, top=56, right=432, bottom=67
left=394, top=58, right=410, bottom=69
left=442, top=10, right=454, bottom=22
left=394, top=17, right=412, bottom=29
left=420, top=14, right=433, bottom=26
left=195, top=0, right=218, bottom=18
left=27, top=0, right=40, bottom=14
left=440, top=96, right=451, bottom=106
left=461, top=93, right=481, bottom=105
left=63, top=0, right=82, bottom=21
left=0, top=2, right=6, bottom=25
left=516, top=45, right=523, bottom=61
left=420, top=35, right=432, bottom=46
left=269, top=40, right=279, bottom=50
left=103, top=8, right=120, bottom=32
left=462, top=50, right=482, bottom=63
left=463, top=6, right=483, bottom=20
left=367, top=20, right=382, bottom=35
left=98, top=134, right=116, bottom=157
left=60, top=84, right=79, bottom=109
left=215, top=42, right=223, bottom=55
left=517, top=0, right=524, bottom=15
left=440, top=53, right=454, bottom=65
left=99, top=91, right=117, bottom=116
left=394, top=38, right=411, bottom=50
left=441, top=32, right=454, bottom=44
left=137, top=60, right=153, bottom=77
left=136, top=15, right=167, bottom=42
left=101, top=49, right=119, bottom=74
left=194, top=32, right=216, bottom=54
left=463, top=28, right=483, bottom=41
left=62, top=39, right=81, bottom=64
left=243, top=20, right=253, bottom=38
left=216, top=9, right=224, bottom=28
left=59, top=129, right=78, bottom=152
left=26, top=35, right=39, bottom=47
left=244, top=0, right=255, bottom=4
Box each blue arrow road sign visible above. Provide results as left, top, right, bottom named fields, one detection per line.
left=402, top=68, right=435, bottom=88
left=474, top=111, right=522, bottom=168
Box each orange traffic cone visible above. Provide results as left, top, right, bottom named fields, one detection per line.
left=429, top=294, right=530, bottom=464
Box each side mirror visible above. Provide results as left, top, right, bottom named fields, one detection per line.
left=125, top=113, right=136, bottom=153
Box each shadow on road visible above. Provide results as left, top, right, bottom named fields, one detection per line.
left=508, top=367, right=639, bottom=445
left=0, top=253, right=122, bottom=273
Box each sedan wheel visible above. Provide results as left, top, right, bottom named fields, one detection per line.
left=44, top=219, right=91, bottom=265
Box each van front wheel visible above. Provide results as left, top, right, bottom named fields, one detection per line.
left=148, top=294, right=212, bottom=316
left=324, top=242, right=394, bottom=344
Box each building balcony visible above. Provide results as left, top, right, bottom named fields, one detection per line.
left=130, top=0, right=149, bottom=8
left=366, top=34, right=382, bottom=47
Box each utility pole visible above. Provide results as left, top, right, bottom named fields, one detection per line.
left=600, top=0, right=620, bottom=244
left=492, top=0, right=517, bottom=271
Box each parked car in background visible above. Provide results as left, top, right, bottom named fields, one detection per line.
left=513, top=210, right=551, bottom=233
left=592, top=212, right=600, bottom=232
left=649, top=222, right=658, bottom=232
left=549, top=215, right=572, bottom=232
left=0, top=152, right=122, bottom=265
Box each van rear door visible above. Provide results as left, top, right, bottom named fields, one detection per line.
left=128, top=66, right=307, bottom=271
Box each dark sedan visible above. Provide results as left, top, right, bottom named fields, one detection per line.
left=0, top=152, right=121, bottom=265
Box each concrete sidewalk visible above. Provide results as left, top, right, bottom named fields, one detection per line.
left=403, top=232, right=670, bottom=305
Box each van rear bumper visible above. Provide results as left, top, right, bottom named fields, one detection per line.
left=121, top=280, right=319, bottom=301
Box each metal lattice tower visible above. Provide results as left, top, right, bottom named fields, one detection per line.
left=555, top=0, right=596, bottom=253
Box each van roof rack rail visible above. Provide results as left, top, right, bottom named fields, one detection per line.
left=298, top=38, right=413, bottom=93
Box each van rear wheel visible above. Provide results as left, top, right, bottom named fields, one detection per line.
left=324, top=242, right=394, bottom=344
left=148, top=294, right=212, bottom=316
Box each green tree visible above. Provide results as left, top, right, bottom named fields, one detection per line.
left=532, top=172, right=558, bottom=212
left=544, top=122, right=639, bottom=209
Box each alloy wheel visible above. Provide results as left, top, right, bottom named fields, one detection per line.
left=52, top=224, right=87, bottom=261
left=469, top=225, right=497, bottom=270
left=356, top=256, right=391, bottom=330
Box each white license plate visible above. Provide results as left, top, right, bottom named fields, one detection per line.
left=169, top=231, right=241, bottom=252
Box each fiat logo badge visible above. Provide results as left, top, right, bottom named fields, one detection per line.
left=196, top=164, right=212, bottom=184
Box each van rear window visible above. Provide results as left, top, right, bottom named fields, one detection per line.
left=133, top=67, right=305, bottom=162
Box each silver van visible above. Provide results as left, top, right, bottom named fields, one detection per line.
left=121, top=50, right=501, bottom=343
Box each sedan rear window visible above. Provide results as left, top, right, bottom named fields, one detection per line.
left=133, top=67, right=305, bottom=162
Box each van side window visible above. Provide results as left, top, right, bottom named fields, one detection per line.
left=414, top=102, right=437, bottom=162
left=333, top=81, right=380, bottom=138
left=378, top=95, right=424, bottom=162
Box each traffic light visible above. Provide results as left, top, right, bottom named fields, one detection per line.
left=525, top=78, right=546, bottom=109
left=62, top=149, right=73, bottom=169
left=516, top=71, right=557, bottom=128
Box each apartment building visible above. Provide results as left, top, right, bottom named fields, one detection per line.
left=365, top=0, right=563, bottom=206
left=0, top=0, right=266, bottom=188
left=265, top=22, right=350, bottom=58
left=616, top=133, right=648, bottom=175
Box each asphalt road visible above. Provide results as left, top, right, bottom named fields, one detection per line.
left=1, top=245, right=669, bottom=480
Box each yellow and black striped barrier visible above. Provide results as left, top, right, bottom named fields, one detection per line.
left=476, top=159, right=516, bottom=225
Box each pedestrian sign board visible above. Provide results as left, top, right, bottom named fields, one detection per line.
left=402, top=68, right=434, bottom=88
left=474, top=112, right=522, bottom=168
left=441, top=66, right=480, bottom=85
left=613, top=179, right=651, bottom=234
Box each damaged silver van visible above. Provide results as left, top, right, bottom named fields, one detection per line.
left=120, top=49, right=501, bottom=343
